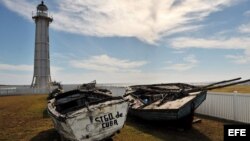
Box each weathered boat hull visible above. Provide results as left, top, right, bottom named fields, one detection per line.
left=48, top=98, right=128, bottom=141
left=127, top=91, right=207, bottom=121
left=124, top=78, right=250, bottom=128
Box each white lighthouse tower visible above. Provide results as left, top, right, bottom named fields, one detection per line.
left=31, top=1, right=53, bottom=89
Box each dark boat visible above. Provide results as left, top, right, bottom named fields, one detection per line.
left=123, top=78, right=250, bottom=128
left=47, top=81, right=129, bottom=141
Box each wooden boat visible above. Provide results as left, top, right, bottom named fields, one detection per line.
left=123, top=78, right=250, bottom=128
left=47, top=81, right=129, bottom=141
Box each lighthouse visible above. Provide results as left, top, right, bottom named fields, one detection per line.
left=31, top=1, right=53, bottom=89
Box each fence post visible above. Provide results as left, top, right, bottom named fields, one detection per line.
left=233, top=91, right=237, bottom=121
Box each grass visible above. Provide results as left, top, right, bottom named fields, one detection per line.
left=0, top=95, right=55, bottom=141
left=2, top=84, right=250, bottom=140
left=113, top=116, right=226, bottom=141
left=0, top=94, right=230, bottom=141
left=210, top=85, right=250, bottom=94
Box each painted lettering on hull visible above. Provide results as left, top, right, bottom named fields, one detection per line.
left=95, top=112, right=123, bottom=129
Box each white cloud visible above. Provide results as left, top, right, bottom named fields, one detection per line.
left=1, top=69, right=249, bottom=85
left=226, top=49, right=250, bottom=64
left=50, top=70, right=250, bottom=84
left=171, top=50, right=185, bottom=54
left=226, top=55, right=249, bottom=64
left=169, top=37, right=250, bottom=64
left=0, top=63, right=32, bottom=71
left=170, top=37, right=250, bottom=49
left=0, top=73, right=32, bottom=85
left=0, top=0, right=35, bottom=21
left=0, top=63, right=63, bottom=73
left=236, top=9, right=250, bottom=34
left=1, top=0, right=238, bottom=44
left=161, top=25, right=203, bottom=37
left=244, top=10, right=250, bottom=16
left=239, top=23, right=250, bottom=33
left=0, top=63, right=62, bottom=84
left=51, top=66, right=63, bottom=74
left=164, top=55, right=199, bottom=71
left=70, top=54, right=147, bottom=72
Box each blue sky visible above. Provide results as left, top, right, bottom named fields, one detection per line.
left=0, top=0, right=250, bottom=85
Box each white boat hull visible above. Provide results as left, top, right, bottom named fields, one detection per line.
left=48, top=99, right=128, bottom=141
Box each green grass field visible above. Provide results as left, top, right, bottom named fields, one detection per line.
left=0, top=94, right=231, bottom=141
left=1, top=85, right=249, bottom=141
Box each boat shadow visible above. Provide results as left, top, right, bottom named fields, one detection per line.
left=30, top=128, right=61, bottom=141
left=30, top=109, right=59, bottom=141
left=126, top=116, right=212, bottom=141
left=30, top=128, right=114, bottom=141
left=43, top=108, right=50, bottom=118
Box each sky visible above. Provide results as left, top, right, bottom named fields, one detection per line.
left=0, top=0, right=250, bottom=85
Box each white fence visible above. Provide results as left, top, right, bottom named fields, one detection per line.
left=0, top=86, right=52, bottom=95
left=195, top=92, right=250, bottom=123
left=0, top=84, right=126, bottom=96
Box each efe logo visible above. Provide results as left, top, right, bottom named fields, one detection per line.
left=224, top=124, right=250, bottom=141
left=228, top=129, right=246, bottom=136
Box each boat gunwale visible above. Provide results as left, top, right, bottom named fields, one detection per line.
left=48, top=97, right=127, bottom=121
left=127, top=90, right=207, bottom=112
left=129, top=83, right=198, bottom=88
left=54, top=89, right=112, bottom=100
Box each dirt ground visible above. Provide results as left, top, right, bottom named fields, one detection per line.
left=0, top=94, right=231, bottom=141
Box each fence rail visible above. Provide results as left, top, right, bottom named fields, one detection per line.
left=0, top=87, right=51, bottom=95
left=0, top=84, right=126, bottom=96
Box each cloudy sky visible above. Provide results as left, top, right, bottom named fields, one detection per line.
left=0, top=0, right=250, bottom=85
